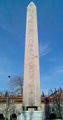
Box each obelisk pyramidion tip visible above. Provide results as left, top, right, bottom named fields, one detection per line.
left=27, top=1, right=36, bottom=8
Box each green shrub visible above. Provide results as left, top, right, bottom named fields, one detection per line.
left=55, top=115, right=62, bottom=119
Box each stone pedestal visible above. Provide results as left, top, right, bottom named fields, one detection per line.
left=17, top=111, right=45, bottom=120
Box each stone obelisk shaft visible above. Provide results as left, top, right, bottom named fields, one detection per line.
left=23, top=2, right=41, bottom=108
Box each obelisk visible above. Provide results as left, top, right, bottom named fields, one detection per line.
left=23, top=2, right=41, bottom=110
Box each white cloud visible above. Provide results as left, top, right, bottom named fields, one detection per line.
left=55, top=66, right=63, bottom=73
left=0, top=24, right=8, bottom=32
left=49, top=58, right=56, bottom=62
left=39, top=43, right=51, bottom=57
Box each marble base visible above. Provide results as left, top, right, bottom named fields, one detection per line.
left=17, top=111, right=45, bottom=120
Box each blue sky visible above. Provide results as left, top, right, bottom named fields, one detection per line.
left=0, top=0, right=63, bottom=94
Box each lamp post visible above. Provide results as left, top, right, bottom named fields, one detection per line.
left=5, top=75, right=11, bottom=120
left=5, top=91, right=9, bottom=120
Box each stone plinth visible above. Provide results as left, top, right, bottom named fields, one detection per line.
left=17, top=111, right=45, bottom=120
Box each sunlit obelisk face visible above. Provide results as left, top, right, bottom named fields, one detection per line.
left=23, top=2, right=41, bottom=108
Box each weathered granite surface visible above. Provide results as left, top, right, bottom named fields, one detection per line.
left=23, top=2, right=41, bottom=107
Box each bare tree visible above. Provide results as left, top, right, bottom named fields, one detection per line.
left=49, top=88, right=63, bottom=118
left=6, top=75, right=23, bottom=118
left=48, top=89, right=53, bottom=96
left=53, top=88, right=63, bottom=118
left=8, top=75, right=23, bottom=96
left=41, top=91, right=45, bottom=97
left=5, top=91, right=16, bottom=119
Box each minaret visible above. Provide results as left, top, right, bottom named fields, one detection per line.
left=23, top=2, right=41, bottom=110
